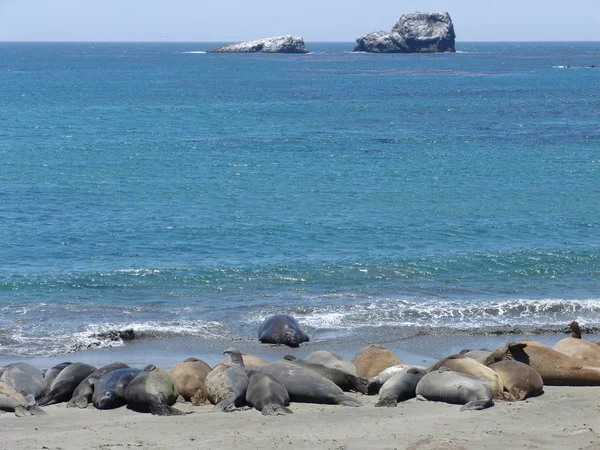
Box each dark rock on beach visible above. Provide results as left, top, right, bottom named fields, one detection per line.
left=354, top=12, right=456, bottom=53
left=209, top=36, right=308, bottom=54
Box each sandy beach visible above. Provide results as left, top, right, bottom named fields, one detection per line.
left=1, top=385, right=599, bottom=450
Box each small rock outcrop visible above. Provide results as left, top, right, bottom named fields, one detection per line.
left=210, top=36, right=308, bottom=54
left=354, top=12, right=456, bottom=53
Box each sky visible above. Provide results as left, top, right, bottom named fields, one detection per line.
left=0, top=0, right=599, bottom=42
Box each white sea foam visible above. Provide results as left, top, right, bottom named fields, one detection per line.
left=181, top=51, right=207, bottom=54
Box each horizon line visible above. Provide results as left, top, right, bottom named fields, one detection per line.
left=1, top=39, right=600, bottom=44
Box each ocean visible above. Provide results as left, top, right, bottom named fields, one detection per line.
left=1, top=41, right=599, bottom=367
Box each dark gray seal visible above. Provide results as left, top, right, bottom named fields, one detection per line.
left=212, top=347, right=249, bottom=412
left=283, top=355, right=368, bottom=394
left=92, top=367, right=142, bottom=410
left=415, top=367, right=493, bottom=411
left=68, top=362, right=129, bottom=408
left=259, top=361, right=361, bottom=406
left=245, top=372, right=292, bottom=415
left=375, top=367, right=427, bottom=407
left=37, top=362, right=97, bottom=406
left=306, top=350, right=358, bottom=376
left=1, top=362, right=45, bottom=404
left=258, top=314, right=309, bottom=347
left=124, top=364, right=185, bottom=416
left=42, top=362, right=72, bottom=397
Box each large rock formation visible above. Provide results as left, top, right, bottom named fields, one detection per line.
left=210, top=36, right=308, bottom=54
left=354, top=12, right=455, bottom=53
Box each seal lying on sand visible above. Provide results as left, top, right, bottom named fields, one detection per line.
left=37, top=362, right=97, bottom=406
left=93, top=368, right=142, bottom=410
left=459, top=349, right=492, bottom=365
left=428, top=354, right=506, bottom=400
left=352, top=345, right=403, bottom=379
left=485, top=341, right=600, bottom=386
left=42, top=362, right=71, bottom=397
left=375, top=367, right=427, bottom=407
left=1, top=362, right=45, bottom=403
left=306, top=351, right=358, bottom=376
left=489, top=360, right=543, bottom=400
left=208, top=348, right=249, bottom=412
left=260, top=361, right=361, bottom=406
left=246, top=372, right=292, bottom=415
left=553, top=321, right=600, bottom=364
left=367, top=364, right=426, bottom=394
left=416, top=367, right=493, bottom=411
left=170, top=358, right=212, bottom=406
left=283, top=355, right=368, bottom=393
left=124, top=365, right=186, bottom=415
left=222, top=352, right=270, bottom=369
left=0, top=382, right=46, bottom=417
left=258, top=314, right=309, bottom=347
left=68, top=362, right=129, bottom=408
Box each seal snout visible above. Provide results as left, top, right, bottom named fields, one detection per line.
left=284, top=331, right=300, bottom=348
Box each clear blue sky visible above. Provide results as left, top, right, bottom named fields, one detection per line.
left=1, top=0, right=599, bottom=42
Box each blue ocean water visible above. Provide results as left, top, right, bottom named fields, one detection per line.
left=1, top=42, right=600, bottom=358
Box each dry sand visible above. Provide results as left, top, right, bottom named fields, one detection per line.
left=2, top=386, right=600, bottom=450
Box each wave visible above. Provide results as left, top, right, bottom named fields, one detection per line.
left=180, top=51, right=207, bottom=54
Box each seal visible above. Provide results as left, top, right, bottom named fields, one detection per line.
left=0, top=382, right=47, bottom=417
left=222, top=352, right=270, bottom=369
left=206, top=348, right=249, bottom=412
left=415, top=367, right=493, bottom=411
left=367, top=364, right=426, bottom=394
left=428, top=354, right=507, bottom=400
left=306, top=350, right=358, bottom=376
left=352, top=345, right=403, bottom=379
left=37, top=362, right=97, bottom=406
left=259, top=360, right=361, bottom=406
left=488, top=360, right=543, bottom=400
left=124, top=364, right=186, bottom=415
left=375, top=367, right=427, bottom=407
left=0, top=362, right=45, bottom=404
left=258, top=314, right=309, bottom=347
left=92, top=367, right=143, bottom=410
left=485, top=341, right=600, bottom=386
left=42, top=362, right=71, bottom=397
left=553, top=321, right=600, bottom=363
left=283, top=355, right=368, bottom=393
left=245, top=372, right=293, bottom=415
left=169, top=358, right=212, bottom=406
left=67, top=362, right=129, bottom=408
left=459, top=349, right=492, bottom=365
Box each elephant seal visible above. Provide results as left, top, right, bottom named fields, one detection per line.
left=206, top=348, right=249, bottom=412
left=258, top=314, right=309, bottom=347
left=376, top=367, right=426, bottom=407
left=0, top=362, right=45, bottom=403
left=37, top=362, right=97, bottom=406
left=459, top=349, right=492, bottom=365
left=352, top=345, right=403, bottom=379
left=416, top=367, right=493, bottom=411
left=428, top=354, right=507, bottom=400
left=68, top=362, right=129, bottom=408
left=553, top=321, right=600, bottom=363
left=485, top=341, right=600, bottom=386
left=283, top=355, right=368, bottom=394
left=42, top=362, right=72, bottom=396
left=92, top=367, right=142, bottom=410
left=367, top=364, right=426, bottom=394
left=246, top=372, right=292, bottom=415
left=489, top=360, right=543, bottom=400
left=170, top=358, right=212, bottom=406
left=260, top=360, right=361, bottom=406
left=306, top=351, right=358, bottom=376
left=405, top=437, right=468, bottom=450
left=0, top=382, right=47, bottom=417
left=124, top=364, right=185, bottom=415
left=222, top=352, right=270, bottom=369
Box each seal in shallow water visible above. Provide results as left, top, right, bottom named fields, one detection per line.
left=258, top=314, right=309, bottom=347
left=93, top=367, right=142, bottom=410
left=283, top=355, right=368, bottom=393
left=416, top=367, right=493, bottom=411
left=68, top=362, right=129, bottom=408
left=124, top=364, right=186, bottom=415
left=37, top=362, right=97, bottom=406
left=375, top=367, right=426, bottom=407
left=246, top=372, right=292, bottom=415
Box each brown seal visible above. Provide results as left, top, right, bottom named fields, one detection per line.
left=352, top=345, right=403, bottom=379
left=485, top=341, right=600, bottom=386
left=428, top=354, right=507, bottom=400
left=222, top=352, right=270, bottom=368
left=489, top=360, right=543, bottom=400
left=169, top=358, right=212, bottom=406
left=553, top=321, right=600, bottom=364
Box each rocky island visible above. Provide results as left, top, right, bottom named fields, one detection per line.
left=209, top=36, right=308, bottom=54
left=354, top=12, right=456, bottom=53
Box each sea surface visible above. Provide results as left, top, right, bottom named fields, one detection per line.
left=1, top=41, right=600, bottom=363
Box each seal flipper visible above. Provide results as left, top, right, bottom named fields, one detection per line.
left=27, top=405, right=47, bottom=416
left=261, top=404, right=293, bottom=416
left=335, top=395, right=362, bottom=407
left=459, top=399, right=493, bottom=411
left=149, top=402, right=188, bottom=416
left=14, top=406, right=30, bottom=417
left=283, top=355, right=297, bottom=361
left=36, top=391, right=58, bottom=407
left=351, top=376, right=368, bottom=394
left=67, top=395, right=89, bottom=409
left=374, top=398, right=397, bottom=407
